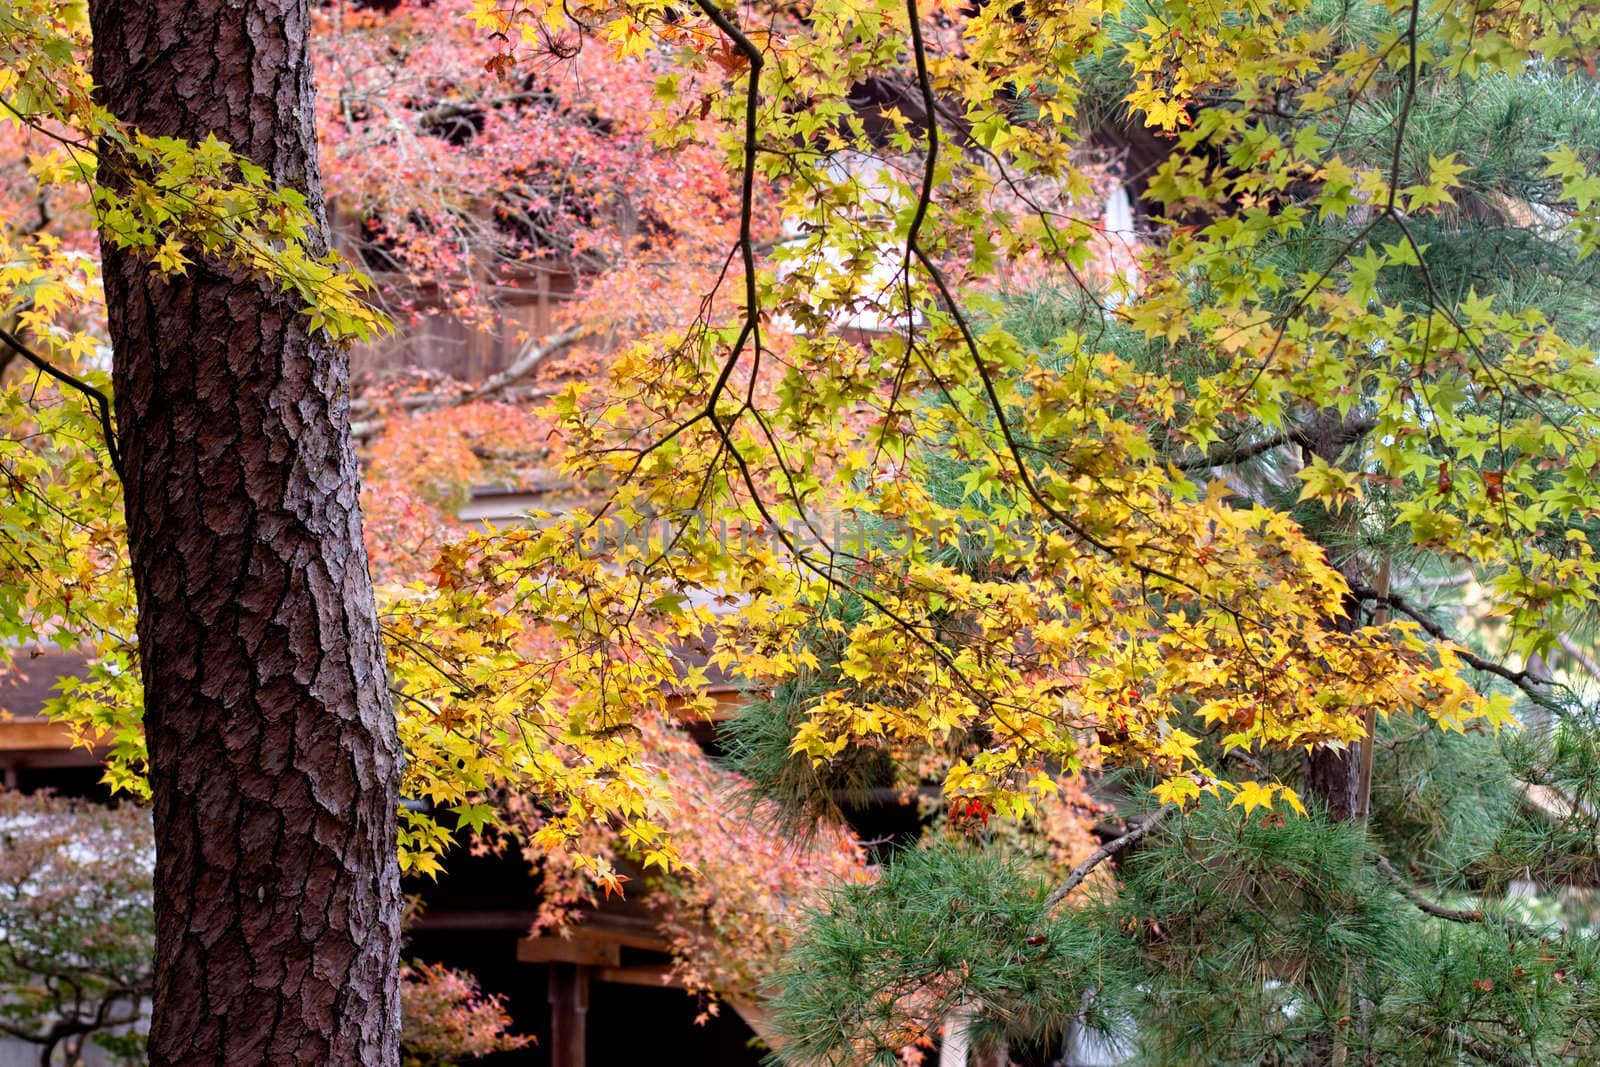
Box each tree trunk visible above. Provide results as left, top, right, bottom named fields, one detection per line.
left=86, top=3, right=403, bottom=1064
left=1304, top=736, right=1361, bottom=823
left=1303, top=580, right=1362, bottom=825
left=1297, top=412, right=1372, bottom=824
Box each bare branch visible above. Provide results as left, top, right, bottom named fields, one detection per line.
left=348, top=325, right=584, bottom=438
left=1045, top=805, right=1174, bottom=908
left=1557, top=633, right=1600, bottom=686
left=462, top=324, right=586, bottom=403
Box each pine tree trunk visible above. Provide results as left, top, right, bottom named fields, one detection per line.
left=1298, top=413, right=1372, bottom=823
left=86, top=2, right=403, bottom=1064
left=1304, top=737, right=1361, bottom=822
left=1304, top=587, right=1362, bottom=826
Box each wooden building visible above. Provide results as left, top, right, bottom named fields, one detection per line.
left=0, top=641, right=775, bottom=1067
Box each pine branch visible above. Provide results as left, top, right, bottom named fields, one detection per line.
left=1376, top=856, right=1540, bottom=942
left=1375, top=855, right=1484, bottom=924
left=1045, top=805, right=1174, bottom=907
left=1459, top=1036, right=1530, bottom=1067
left=1176, top=429, right=1298, bottom=471
left=1175, top=416, right=1377, bottom=472
left=1557, top=633, right=1600, bottom=685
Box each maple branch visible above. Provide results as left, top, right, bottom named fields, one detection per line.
left=704, top=407, right=1028, bottom=728
left=1347, top=582, right=1568, bottom=714
left=1237, top=0, right=1421, bottom=403
left=691, top=0, right=763, bottom=416
left=1385, top=0, right=1421, bottom=217
left=0, top=325, right=124, bottom=480
left=601, top=0, right=1051, bottom=742
left=1045, top=805, right=1174, bottom=908
left=898, top=0, right=1276, bottom=636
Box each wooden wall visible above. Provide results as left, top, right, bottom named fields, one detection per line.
left=349, top=270, right=579, bottom=386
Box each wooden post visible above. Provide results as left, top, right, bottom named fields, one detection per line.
left=548, top=963, right=590, bottom=1067
left=939, top=1008, right=970, bottom=1067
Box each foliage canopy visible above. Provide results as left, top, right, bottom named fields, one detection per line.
left=8, top=4, right=1600, bottom=1057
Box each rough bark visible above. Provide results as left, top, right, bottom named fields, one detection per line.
left=1298, top=413, right=1369, bottom=823
left=1304, top=726, right=1362, bottom=822
left=86, top=2, right=403, bottom=1064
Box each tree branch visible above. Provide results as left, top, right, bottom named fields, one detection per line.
left=1557, top=633, right=1600, bottom=686
left=898, top=0, right=1231, bottom=621
left=1045, top=805, right=1174, bottom=907
left=462, top=324, right=586, bottom=403
left=689, top=0, right=764, bottom=417
left=1175, top=416, right=1377, bottom=472
left=1376, top=855, right=1539, bottom=942
left=1375, top=855, right=1485, bottom=924
left=0, top=325, right=124, bottom=480
left=0, top=1017, right=46, bottom=1043
left=1347, top=582, right=1568, bottom=714
left=1459, top=1036, right=1530, bottom=1067
left=348, top=325, right=584, bottom=439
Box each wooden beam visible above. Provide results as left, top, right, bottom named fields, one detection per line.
left=582, top=927, right=669, bottom=953
left=413, top=909, right=540, bottom=933
left=0, top=717, right=87, bottom=752
left=517, top=935, right=621, bottom=968
left=594, top=964, right=675, bottom=989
